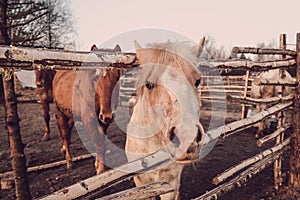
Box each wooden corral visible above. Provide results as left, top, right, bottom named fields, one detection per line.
left=1, top=33, right=300, bottom=199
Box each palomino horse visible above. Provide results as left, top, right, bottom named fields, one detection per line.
left=125, top=40, right=206, bottom=200
left=251, top=68, right=294, bottom=138
left=35, top=69, right=56, bottom=140
left=53, top=44, right=121, bottom=174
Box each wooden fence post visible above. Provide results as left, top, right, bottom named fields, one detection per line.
left=0, top=0, right=31, bottom=199
left=289, top=32, right=300, bottom=190
left=274, top=33, right=287, bottom=190
left=2, top=71, right=32, bottom=200
left=241, top=70, right=249, bottom=119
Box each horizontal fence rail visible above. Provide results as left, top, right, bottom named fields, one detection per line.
left=198, top=58, right=296, bottom=71
left=194, top=139, right=290, bottom=200
left=232, top=47, right=297, bottom=56
left=0, top=45, right=138, bottom=70
left=40, top=151, right=172, bottom=200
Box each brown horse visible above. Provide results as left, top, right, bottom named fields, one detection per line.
left=53, top=44, right=121, bottom=174
left=35, top=69, right=56, bottom=141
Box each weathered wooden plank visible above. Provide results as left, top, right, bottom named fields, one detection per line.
left=98, top=182, right=174, bottom=200
left=194, top=141, right=290, bottom=200
left=232, top=46, right=296, bottom=56
left=227, top=94, right=294, bottom=105
left=257, top=126, right=289, bottom=147
left=212, top=138, right=290, bottom=185
left=0, top=154, right=94, bottom=178
left=0, top=45, right=138, bottom=70
left=40, top=151, right=172, bottom=200
left=202, top=101, right=293, bottom=145
left=198, top=58, right=296, bottom=71
left=253, top=77, right=296, bottom=87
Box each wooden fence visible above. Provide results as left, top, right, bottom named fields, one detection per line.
left=0, top=33, right=300, bottom=199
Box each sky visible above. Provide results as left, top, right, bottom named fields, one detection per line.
left=70, top=0, right=300, bottom=52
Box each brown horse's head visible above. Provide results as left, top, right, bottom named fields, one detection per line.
left=35, top=69, right=56, bottom=88
left=35, top=70, right=46, bottom=88
left=92, top=44, right=121, bottom=124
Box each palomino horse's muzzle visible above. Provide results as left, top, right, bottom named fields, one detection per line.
left=174, top=122, right=206, bottom=164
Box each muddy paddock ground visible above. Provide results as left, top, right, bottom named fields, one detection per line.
left=0, top=87, right=298, bottom=200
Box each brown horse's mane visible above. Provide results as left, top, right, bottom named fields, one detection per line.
left=136, top=41, right=201, bottom=90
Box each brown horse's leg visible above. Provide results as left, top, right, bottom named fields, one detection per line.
left=68, top=118, right=74, bottom=130
left=41, top=100, right=51, bottom=141
left=95, top=124, right=108, bottom=174
left=56, top=110, right=73, bottom=169
left=94, top=153, right=105, bottom=174
left=93, top=125, right=106, bottom=174
left=81, top=114, right=106, bottom=174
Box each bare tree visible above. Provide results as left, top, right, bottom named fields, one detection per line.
left=7, top=0, right=76, bottom=49
left=254, top=40, right=277, bottom=62
left=200, top=36, right=228, bottom=60
left=45, top=0, right=76, bottom=48
left=7, top=0, right=47, bottom=46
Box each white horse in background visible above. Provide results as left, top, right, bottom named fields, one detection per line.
left=125, top=40, right=205, bottom=200
left=250, top=68, right=294, bottom=138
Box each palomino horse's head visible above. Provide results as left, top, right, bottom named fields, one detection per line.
left=127, top=40, right=205, bottom=163
left=91, top=44, right=121, bottom=125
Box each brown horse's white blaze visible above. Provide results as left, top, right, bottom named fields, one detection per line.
left=125, top=40, right=205, bottom=200
left=250, top=68, right=294, bottom=138
left=35, top=69, right=56, bottom=141
left=53, top=44, right=121, bottom=174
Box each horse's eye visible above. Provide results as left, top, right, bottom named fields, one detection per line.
left=145, top=81, right=155, bottom=90
left=195, top=79, right=201, bottom=87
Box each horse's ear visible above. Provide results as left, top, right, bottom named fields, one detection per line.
left=113, top=44, right=121, bottom=52
left=193, top=37, right=206, bottom=58
left=199, top=37, right=206, bottom=47
left=134, top=40, right=143, bottom=50
left=91, top=44, right=99, bottom=51
left=134, top=40, right=143, bottom=58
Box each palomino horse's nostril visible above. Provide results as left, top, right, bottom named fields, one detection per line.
left=196, top=129, right=202, bottom=143
left=187, top=144, right=196, bottom=154
left=196, top=123, right=205, bottom=143
left=169, top=127, right=180, bottom=147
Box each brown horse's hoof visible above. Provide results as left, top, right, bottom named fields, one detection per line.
left=67, top=161, right=73, bottom=170
left=61, top=145, right=66, bottom=153
left=42, top=134, right=49, bottom=141
left=95, top=161, right=105, bottom=175
left=255, top=132, right=262, bottom=139
left=96, top=168, right=104, bottom=175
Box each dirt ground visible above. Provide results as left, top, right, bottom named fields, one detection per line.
left=0, top=88, right=299, bottom=200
